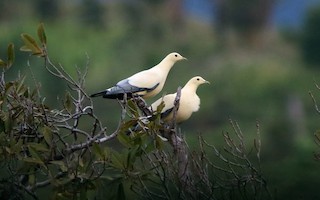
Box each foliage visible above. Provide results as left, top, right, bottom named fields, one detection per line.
left=301, top=6, right=320, bottom=67
left=309, top=83, right=320, bottom=161
left=213, top=0, right=274, bottom=42
left=33, top=0, right=60, bottom=21
left=0, top=24, right=111, bottom=199
left=0, top=24, right=272, bottom=200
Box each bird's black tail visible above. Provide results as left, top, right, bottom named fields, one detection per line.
left=90, top=91, right=106, bottom=98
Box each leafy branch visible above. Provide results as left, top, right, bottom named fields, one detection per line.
left=0, top=24, right=272, bottom=200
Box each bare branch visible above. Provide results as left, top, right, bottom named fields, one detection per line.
left=309, top=91, right=320, bottom=114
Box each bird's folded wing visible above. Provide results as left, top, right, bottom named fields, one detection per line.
left=95, top=79, right=158, bottom=99
left=115, top=79, right=159, bottom=94
left=90, top=69, right=161, bottom=99
left=128, top=69, right=161, bottom=89
left=151, top=94, right=176, bottom=118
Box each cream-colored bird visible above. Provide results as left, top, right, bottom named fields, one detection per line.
left=90, top=52, right=187, bottom=99
left=151, top=76, right=210, bottom=123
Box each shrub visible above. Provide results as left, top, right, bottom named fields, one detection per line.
left=0, top=24, right=271, bottom=200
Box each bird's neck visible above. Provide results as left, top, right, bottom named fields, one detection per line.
left=155, top=59, right=174, bottom=72
left=182, top=83, right=199, bottom=94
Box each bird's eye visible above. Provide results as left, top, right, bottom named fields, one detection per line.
left=197, top=78, right=200, bottom=81
left=175, top=54, right=178, bottom=57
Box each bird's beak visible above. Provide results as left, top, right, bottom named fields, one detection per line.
left=205, top=80, right=210, bottom=84
left=182, top=56, right=188, bottom=61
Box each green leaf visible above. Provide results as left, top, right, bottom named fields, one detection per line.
left=79, top=157, right=84, bottom=167
left=42, top=125, right=52, bottom=146
left=117, top=182, right=126, bottom=199
left=110, top=151, right=125, bottom=170
left=92, top=142, right=106, bottom=160
left=23, top=88, right=29, bottom=97
left=119, top=119, right=138, bottom=136
left=144, top=140, right=156, bottom=154
left=50, top=161, right=68, bottom=172
left=127, top=100, right=139, bottom=117
left=126, top=146, right=138, bottom=169
left=156, top=100, right=166, bottom=113
left=37, top=23, right=47, bottom=45
left=5, top=147, right=12, bottom=154
left=4, top=113, right=13, bottom=132
left=16, top=75, right=26, bottom=95
left=117, top=131, right=133, bottom=148
left=22, top=157, right=44, bottom=164
left=5, top=81, right=14, bottom=92
left=86, top=181, right=96, bottom=190
left=28, top=145, right=44, bottom=165
left=117, top=183, right=126, bottom=200
left=0, top=59, right=6, bottom=68
left=132, top=134, right=143, bottom=146
left=28, top=143, right=49, bottom=152
left=80, top=188, right=87, bottom=200
left=64, top=91, right=72, bottom=113
left=7, top=43, right=14, bottom=69
left=0, top=131, right=5, bottom=140
left=12, top=138, right=23, bottom=153
left=20, top=33, right=43, bottom=56
left=28, top=173, right=36, bottom=187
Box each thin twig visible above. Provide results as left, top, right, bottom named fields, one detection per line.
left=309, top=91, right=320, bottom=114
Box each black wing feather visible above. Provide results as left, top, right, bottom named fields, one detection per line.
left=160, top=107, right=174, bottom=119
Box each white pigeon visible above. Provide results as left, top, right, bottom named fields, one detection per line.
left=150, top=76, right=210, bottom=124
left=90, top=52, right=187, bottom=99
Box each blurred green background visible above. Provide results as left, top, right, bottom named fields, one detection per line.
left=1, top=0, right=320, bottom=199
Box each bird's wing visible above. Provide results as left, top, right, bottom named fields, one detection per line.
left=127, top=69, right=161, bottom=89
left=116, top=78, right=159, bottom=93
left=90, top=69, right=160, bottom=99
left=151, top=94, right=176, bottom=119
left=100, top=78, right=159, bottom=99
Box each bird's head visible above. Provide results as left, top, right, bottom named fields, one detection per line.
left=184, top=76, right=210, bottom=92
left=190, top=76, right=210, bottom=86
left=166, top=52, right=187, bottom=63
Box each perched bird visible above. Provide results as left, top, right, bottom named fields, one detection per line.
left=151, top=76, right=210, bottom=124
left=90, top=52, right=187, bottom=99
